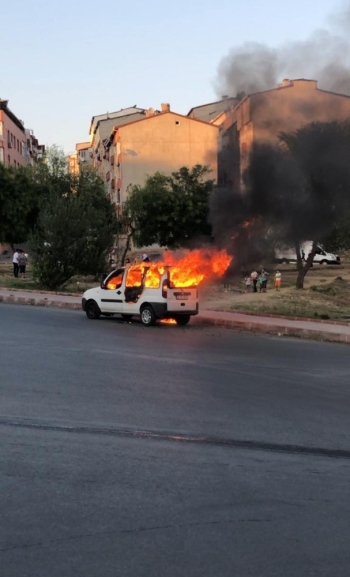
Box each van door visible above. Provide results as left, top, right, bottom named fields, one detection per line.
left=122, top=266, right=145, bottom=314
left=100, top=268, right=125, bottom=313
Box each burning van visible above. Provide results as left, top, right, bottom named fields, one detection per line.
left=81, top=249, right=232, bottom=327
left=82, top=264, right=199, bottom=326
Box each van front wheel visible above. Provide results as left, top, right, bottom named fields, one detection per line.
left=86, top=300, right=101, bottom=320
left=140, top=305, right=156, bottom=326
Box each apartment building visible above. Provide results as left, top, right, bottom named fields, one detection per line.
left=68, top=152, right=79, bottom=175
left=90, top=106, right=147, bottom=180
left=76, top=141, right=93, bottom=170
left=102, top=104, right=218, bottom=212
left=214, top=79, right=350, bottom=187
left=187, top=96, right=238, bottom=124
left=25, top=128, right=45, bottom=165
left=0, top=99, right=26, bottom=167
left=0, top=99, right=44, bottom=168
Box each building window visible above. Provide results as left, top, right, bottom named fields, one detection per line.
left=0, top=148, right=4, bottom=163
left=0, top=121, right=3, bottom=137
left=8, top=155, right=10, bottom=165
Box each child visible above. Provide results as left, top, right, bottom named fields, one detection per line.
left=245, top=276, right=251, bottom=292
left=275, top=270, right=282, bottom=291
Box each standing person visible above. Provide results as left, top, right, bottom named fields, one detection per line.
left=12, top=248, right=19, bottom=278
left=18, top=250, right=28, bottom=279
left=258, top=272, right=264, bottom=293
left=261, top=268, right=269, bottom=293
left=244, top=275, right=251, bottom=292
left=275, top=270, right=282, bottom=291
left=250, top=270, right=258, bottom=293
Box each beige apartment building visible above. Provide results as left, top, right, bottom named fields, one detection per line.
left=102, top=104, right=218, bottom=212
left=206, top=79, right=350, bottom=188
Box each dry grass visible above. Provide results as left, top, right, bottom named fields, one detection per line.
left=200, top=260, right=350, bottom=321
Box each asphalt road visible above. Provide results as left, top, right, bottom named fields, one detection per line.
left=1, top=304, right=350, bottom=576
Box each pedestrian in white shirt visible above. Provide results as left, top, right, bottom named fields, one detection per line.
left=12, top=249, right=19, bottom=278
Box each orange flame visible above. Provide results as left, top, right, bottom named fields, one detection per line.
left=160, top=318, right=177, bottom=325
left=127, top=249, right=232, bottom=289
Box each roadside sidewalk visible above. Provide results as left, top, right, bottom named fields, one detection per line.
left=1, top=287, right=350, bottom=344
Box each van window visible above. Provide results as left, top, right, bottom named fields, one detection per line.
left=106, top=269, right=124, bottom=290
left=144, top=267, right=162, bottom=289
left=126, top=266, right=143, bottom=287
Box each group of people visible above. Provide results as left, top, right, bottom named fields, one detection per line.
left=12, top=249, right=28, bottom=279
left=245, top=268, right=282, bottom=293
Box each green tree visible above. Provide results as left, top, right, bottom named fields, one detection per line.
left=123, top=165, right=214, bottom=250
left=0, top=163, right=43, bottom=247
left=29, top=169, right=118, bottom=290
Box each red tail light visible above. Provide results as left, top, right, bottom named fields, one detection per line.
left=162, top=279, right=168, bottom=298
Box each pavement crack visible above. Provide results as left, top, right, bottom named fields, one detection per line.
left=0, top=417, right=349, bottom=460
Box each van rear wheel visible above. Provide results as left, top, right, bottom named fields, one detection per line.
left=174, top=315, right=191, bottom=326
left=140, top=305, right=156, bottom=326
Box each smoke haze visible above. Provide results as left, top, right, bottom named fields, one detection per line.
left=216, top=2, right=350, bottom=97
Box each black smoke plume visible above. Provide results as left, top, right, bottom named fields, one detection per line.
left=216, top=3, right=350, bottom=98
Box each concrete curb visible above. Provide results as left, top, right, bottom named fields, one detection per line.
left=218, top=308, right=350, bottom=327
left=0, top=295, right=81, bottom=310
left=193, top=316, right=350, bottom=344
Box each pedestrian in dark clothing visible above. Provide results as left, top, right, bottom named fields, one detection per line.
left=18, top=250, right=28, bottom=278
left=261, top=268, right=269, bottom=292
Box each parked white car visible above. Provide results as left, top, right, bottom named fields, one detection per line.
left=275, top=241, right=340, bottom=265
left=82, top=265, right=199, bottom=326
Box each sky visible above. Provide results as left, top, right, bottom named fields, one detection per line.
left=1, top=0, right=342, bottom=152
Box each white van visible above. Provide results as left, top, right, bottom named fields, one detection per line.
left=82, top=265, right=199, bottom=326
left=275, top=242, right=340, bottom=265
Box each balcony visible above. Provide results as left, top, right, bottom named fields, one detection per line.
left=106, top=171, right=111, bottom=182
